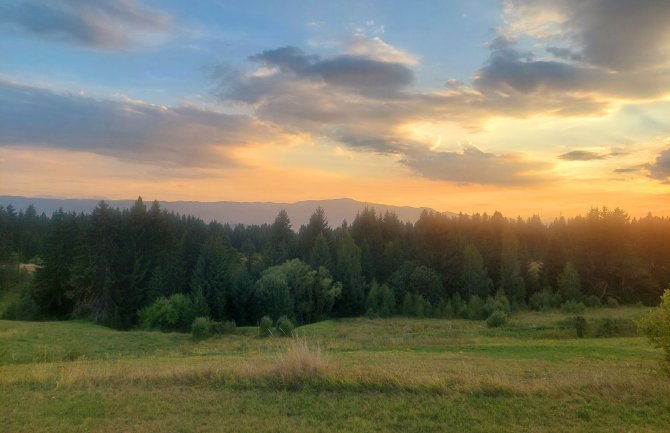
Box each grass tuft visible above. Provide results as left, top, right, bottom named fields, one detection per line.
left=274, top=337, right=328, bottom=388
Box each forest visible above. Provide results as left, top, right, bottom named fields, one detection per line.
left=1, top=197, right=669, bottom=330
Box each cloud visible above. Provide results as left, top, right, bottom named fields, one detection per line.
left=0, top=80, right=284, bottom=167
left=246, top=45, right=414, bottom=96
left=558, top=150, right=606, bottom=161
left=503, top=0, right=670, bottom=72
left=344, top=35, right=418, bottom=65
left=646, top=148, right=670, bottom=182
left=401, top=146, right=552, bottom=186
left=0, top=0, right=171, bottom=50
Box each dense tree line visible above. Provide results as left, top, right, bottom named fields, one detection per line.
left=1, top=198, right=669, bottom=329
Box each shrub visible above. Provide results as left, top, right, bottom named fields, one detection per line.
left=138, top=293, right=196, bottom=332
left=572, top=316, right=587, bottom=338
left=605, top=297, right=619, bottom=308
left=529, top=288, right=561, bottom=311
left=191, top=317, right=212, bottom=340
left=561, top=300, right=586, bottom=314
left=276, top=315, right=295, bottom=337
left=583, top=295, right=602, bottom=308
left=211, top=320, right=236, bottom=335
left=467, top=295, right=486, bottom=320
left=1, top=289, right=39, bottom=320
left=486, top=310, right=508, bottom=327
left=638, top=289, right=670, bottom=366
left=259, top=315, right=273, bottom=338
left=483, top=290, right=512, bottom=317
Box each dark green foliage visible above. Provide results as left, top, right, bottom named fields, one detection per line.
left=572, top=316, right=587, bottom=338
left=190, top=236, right=235, bottom=321
left=366, top=281, right=395, bottom=318
left=408, top=265, right=444, bottom=304
left=557, top=262, right=581, bottom=301
left=266, top=210, right=293, bottom=266
left=2, top=287, right=39, bottom=320
left=462, top=244, right=493, bottom=298
left=276, top=315, right=295, bottom=336
left=584, top=295, right=602, bottom=308
left=254, top=267, right=293, bottom=322
left=254, top=259, right=341, bottom=324
left=259, top=315, right=273, bottom=337
left=2, top=200, right=670, bottom=330
left=529, top=288, right=562, bottom=311
left=309, top=233, right=332, bottom=271
left=401, top=292, right=431, bottom=317
left=638, top=289, right=670, bottom=365
left=334, top=228, right=365, bottom=315
left=483, top=290, right=512, bottom=317
left=210, top=320, right=237, bottom=335
left=191, top=317, right=212, bottom=340
left=606, top=297, right=619, bottom=308
left=594, top=317, right=637, bottom=337
left=561, top=300, right=586, bottom=314
left=138, top=293, right=196, bottom=332
left=499, top=231, right=526, bottom=305
left=466, top=295, right=486, bottom=320
left=486, top=310, right=508, bottom=327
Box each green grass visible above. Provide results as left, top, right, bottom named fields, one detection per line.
left=1, top=306, right=669, bottom=432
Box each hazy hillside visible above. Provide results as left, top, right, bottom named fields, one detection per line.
left=0, top=196, right=453, bottom=227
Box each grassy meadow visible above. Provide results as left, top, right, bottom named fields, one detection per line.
left=1, top=306, right=669, bottom=432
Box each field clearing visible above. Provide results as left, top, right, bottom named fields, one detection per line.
left=2, top=307, right=669, bottom=432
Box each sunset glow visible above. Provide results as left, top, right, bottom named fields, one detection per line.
left=2, top=0, right=669, bottom=218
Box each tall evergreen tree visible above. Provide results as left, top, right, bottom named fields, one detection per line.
left=499, top=231, right=526, bottom=305
left=461, top=243, right=493, bottom=298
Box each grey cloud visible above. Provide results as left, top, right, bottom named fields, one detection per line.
left=475, top=47, right=591, bottom=94
left=558, top=150, right=606, bottom=161
left=474, top=40, right=670, bottom=101
left=244, top=46, right=414, bottom=96
left=546, top=46, right=583, bottom=62
left=646, top=148, right=670, bottom=182
left=0, top=80, right=278, bottom=167
left=504, top=0, right=670, bottom=72
left=0, top=0, right=170, bottom=50
left=401, top=146, right=552, bottom=186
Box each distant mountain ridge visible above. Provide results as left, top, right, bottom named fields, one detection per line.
left=0, top=196, right=454, bottom=227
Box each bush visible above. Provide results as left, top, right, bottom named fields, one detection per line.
left=1, top=288, right=39, bottom=320
left=572, top=316, right=587, bottom=338
left=276, top=315, right=295, bottom=337
left=483, top=291, right=512, bottom=317
left=561, top=300, right=586, bottom=314
left=466, top=295, right=486, bottom=320
left=211, top=320, right=237, bottom=335
left=138, top=293, right=196, bottom=332
left=486, top=310, right=508, bottom=327
left=593, top=317, right=637, bottom=337
left=529, top=288, right=561, bottom=311
left=259, top=315, right=273, bottom=338
left=583, top=295, right=602, bottom=308
left=638, top=289, right=670, bottom=366
left=605, top=297, right=619, bottom=308
left=191, top=317, right=212, bottom=340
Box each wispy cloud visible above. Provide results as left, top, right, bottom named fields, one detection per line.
left=558, top=150, right=607, bottom=161
left=0, top=0, right=171, bottom=50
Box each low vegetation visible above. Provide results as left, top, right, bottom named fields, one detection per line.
left=2, top=305, right=669, bottom=432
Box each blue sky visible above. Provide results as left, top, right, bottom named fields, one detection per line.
left=1, top=0, right=669, bottom=217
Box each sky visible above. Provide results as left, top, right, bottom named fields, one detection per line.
left=1, top=0, right=670, bottom=219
